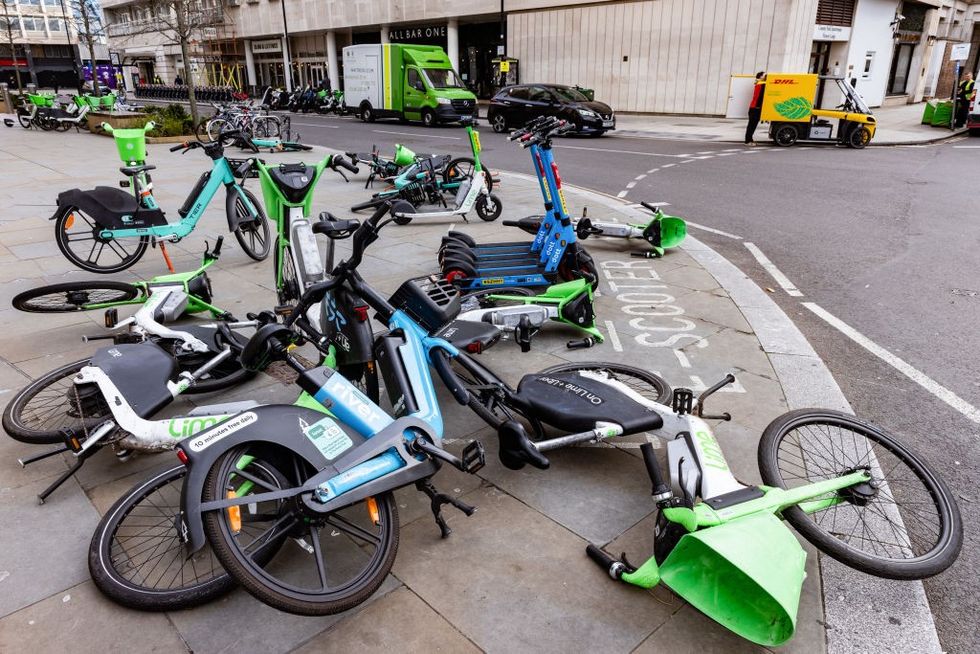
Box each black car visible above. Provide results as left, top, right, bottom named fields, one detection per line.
left=487, top=84, right=615, bottom=136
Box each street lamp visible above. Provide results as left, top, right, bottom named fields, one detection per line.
left=280, top=0, right=292, bottom=90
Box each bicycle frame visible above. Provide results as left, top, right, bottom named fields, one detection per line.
left=99, top=157, right=258, bottom=241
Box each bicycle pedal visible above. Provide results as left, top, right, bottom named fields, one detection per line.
left=61, top=429, right=84, bottom=454
left=274, top=305, right=294, bottom=317
left=460, top=440, right=486, bottom=474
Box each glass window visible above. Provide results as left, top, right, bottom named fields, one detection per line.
left=551, top=86, right=590, bottom=103
left=44, top=0, right=61, bottom=6
left=507, top=87, right=530, bottom=100
left=527, top=86, right=555, bottom=103
left=423, top=68, right=464, bottom=89
left=22, top=16, right=42, bottom=31
left=407, top=68, right=425, bottom=92
left=21, top=0, right=42, bottom=6
left=47, top=17, right=61, bottom=32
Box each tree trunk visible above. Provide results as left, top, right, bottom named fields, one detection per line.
left=2, top=2, right=22, bottom=92
left=77, top=1, right=101, bottom=96
left=173, top=1, right=198, bottom=124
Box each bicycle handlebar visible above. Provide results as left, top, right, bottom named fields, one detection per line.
left=332, top=157, right=359, bottom=175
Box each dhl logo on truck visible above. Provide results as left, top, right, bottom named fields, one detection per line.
left=772, top=79, right=798, bottom=85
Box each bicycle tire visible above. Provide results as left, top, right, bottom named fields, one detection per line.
left=459, top=287, right=535, bottom=310
left=54, top=204, right=149, bottom=274
left=758, top=409, right=962, bottom=580
left=251, top=116, right=281, bottom=139
left=443, top=158, right=494, bottom=194
left=2, top=358, right=108, bottom=444
left=202, top=444, right=400, bottom=616
left=89, top=464, right=236, bottom=611
left=18, top=113, right=31, bottom=129
left=206, top=118, right=231, bottom=142
left=475, top=193, right=502, bottom=222
left=228, top=188, right=272, bottom=261
left=539, top=362, right=672, bottom=405
left=350, top=197, right=386, bottom=213
left=13, top=281, right=141, bottom=313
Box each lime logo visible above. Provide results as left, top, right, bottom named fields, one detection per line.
left=774, top=97, right=812, bottom=120
left=168, top=415, right=223, bottom=439
left=694, top=430, right=729, bottom=471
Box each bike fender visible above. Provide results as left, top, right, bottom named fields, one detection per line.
left=225, top=185, right=255, bottom=232
left=177, top=404, right=362, bottom=553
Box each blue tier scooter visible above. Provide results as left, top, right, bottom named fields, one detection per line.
left=438, top=117, right=596, bottom=291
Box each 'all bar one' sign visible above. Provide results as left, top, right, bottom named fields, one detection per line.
left=387, top=25, right=448, bottom=45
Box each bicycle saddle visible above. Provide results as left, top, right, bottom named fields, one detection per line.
left=268, top=163, right=317, bottom=203
left=510, top=370, right=663, bottom=435
left=89, top=342, right=177, bottom=419
left=119, top=164, right=156, bottom=177
left=435, top=319, right=501, bottom=354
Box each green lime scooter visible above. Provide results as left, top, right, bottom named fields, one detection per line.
left=506, top=201, right=687, bottom=258
left=458, top=278, right=602, bottom=351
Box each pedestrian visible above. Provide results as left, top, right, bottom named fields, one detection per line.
left=174, top=73, right=184, bottom=86
left=745, top=71, right=766, bottom=146
left=955, top=71, right=975, bottom=128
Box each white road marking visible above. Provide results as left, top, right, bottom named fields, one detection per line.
left=553, top=144, right=689, bottom=158
left=634, top=174, right=647, bottom=181
left=952, top=145, right=980, bottom=149
left=680, top=159, right=696, bottom=163
left=632, top=201, right=670, bottom=207
left=723, top=148, right=742, bottom=152
left=803, top=302, right=980, bottom=425
left=625, top=181, right=637, bottom=189
left=744, top=242, right=803, bottom=296
left=604, top=320, right=623, bottom=352
left=616, top=190, right=628, bottom=198
left=661, top=163, right=675, bottom=168
left=696, top=150, right=715, bottom=155
left=685, top=221, right=741, bottom=239
left=373, top=130, right=460, bottom=140
left=647, top=168, right=659, bottom=173
left=288, top=121, right=340, bottom=129
left=715, top=152, right=737, bottom=156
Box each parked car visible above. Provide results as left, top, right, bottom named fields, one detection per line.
left=487, top=84, right=615, bottom=136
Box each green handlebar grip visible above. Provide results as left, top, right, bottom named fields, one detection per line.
left=102, top=122, right=114, bottom=134
left=143, top=121, right=156, bottom=132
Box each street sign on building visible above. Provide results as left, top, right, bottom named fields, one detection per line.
left=252, top=39, right=282, bottom=54
left=950, top=43, right=970, bottom=62
left=813, top=24, right=851, bottom=41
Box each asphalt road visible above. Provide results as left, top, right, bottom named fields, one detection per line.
left=280, top=112, right=977, bottom=653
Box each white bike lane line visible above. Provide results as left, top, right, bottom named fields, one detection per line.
left=550, top=178, right=945, bottom=654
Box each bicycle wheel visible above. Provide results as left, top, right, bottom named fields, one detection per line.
left=2, top=359, right=110, bottom=444
left=275, top=244, right=300, bottom=306
left=758, top=409, right=962, bottom=580
left=459, top=286, right=535, bottom=311
left=475, top=193, right=502, bottom=222
left=202, top=443, right=400, bottom=616
left=205, top=118, right=231, bottom=142
left=444, top=158, right=494, bottom=194
left=13, top=281, right=141, bottom=313
left=54, top=204, right=148, bottom=274
left=18, top=112, right=32, bottom=129
left=539, top=362, right=672, bottom=405
left=89, top=464, right=236, bottom=610
left=252, top=116, right=281, bottom=139
left=228, top=188, right=272, bottom=261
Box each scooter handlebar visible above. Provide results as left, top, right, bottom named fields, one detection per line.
left=332, top=157, right=359, bottom=175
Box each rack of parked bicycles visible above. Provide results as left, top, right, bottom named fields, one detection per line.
left=135, top=84, right=247, bottom=103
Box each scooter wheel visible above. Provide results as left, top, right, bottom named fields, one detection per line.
left=391, top=199, right=415, bottom=225
left=475, top=193, right=502, bottom=222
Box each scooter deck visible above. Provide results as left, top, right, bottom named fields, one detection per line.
left=475, top=262, right=550, bottom=276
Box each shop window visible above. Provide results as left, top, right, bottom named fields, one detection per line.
left=862, top=51, right=874, bottom=78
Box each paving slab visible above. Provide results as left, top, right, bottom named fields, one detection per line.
left=294, top=587, right=480, bottom=653
left=0, top=581, right=188, bottom=654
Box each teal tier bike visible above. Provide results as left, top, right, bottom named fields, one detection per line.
left=52, top=126, right=270, bottom=274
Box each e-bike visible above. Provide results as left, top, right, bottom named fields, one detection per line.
left=52, top=127, right=270, bottom=273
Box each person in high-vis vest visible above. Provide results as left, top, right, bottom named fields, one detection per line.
left=955, top=72, right=975, bottom=128
left=745, top=71, right=766, bottom=146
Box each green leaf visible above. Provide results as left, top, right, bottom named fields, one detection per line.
left=774, top=96, right=812, bottom=120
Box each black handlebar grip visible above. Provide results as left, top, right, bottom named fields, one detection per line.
left=586, top=544, right=619, bottom=576
left=431, top=349, right=469, bottom=406
left=640, top=443, right=667, bottom=492
left=566, top=337, right=596, bottom=350
left=169, top=142, right=188, bottom=152
left=212, top=235, right=224, bottom=257
left=335, top=158, right=359, bottom=175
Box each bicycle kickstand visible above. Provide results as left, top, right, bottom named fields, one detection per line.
left=415, top=479, right=477, bottom=539
left=36, top=443, right=99, bottom=505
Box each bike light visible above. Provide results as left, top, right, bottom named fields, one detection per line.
left=226, top=490, right=242, bottom=533
left=353, top=305, right=370, bottom=322
left=366, top=497, right=380, bottom=526
left=466, top=342, right=483, bottom=354
left=551, top=163, right=562, bottom=187
left=64, top=213, right=75, bottom=229
left=175, top=448, right=189, bottom=464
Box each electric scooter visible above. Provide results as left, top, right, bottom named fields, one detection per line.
left=439, top=117, right=596, bottom=291
left=505, top=202, right=687, bottom=258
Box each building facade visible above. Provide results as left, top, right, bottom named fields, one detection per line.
left=100, top=0, right=980, bottom=113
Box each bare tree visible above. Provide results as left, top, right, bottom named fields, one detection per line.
left=71, top=0, right=105, bottom=96
left=142, top=0, right=222, bottom=123
left=2, top=0, right=23, bottom=92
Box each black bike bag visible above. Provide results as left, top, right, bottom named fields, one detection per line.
left=57, top=187, right=167, bottom=230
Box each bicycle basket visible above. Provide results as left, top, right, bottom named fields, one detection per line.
left=659, top=512, right=806, bottom=647
left=393, top=144, right=415, bottom=167
left=389, top=275, right=461, bottom=332
left=110, top=127, right=151, bottom=164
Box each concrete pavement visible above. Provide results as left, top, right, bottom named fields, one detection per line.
left=0, top=127, right=945, bottom=653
